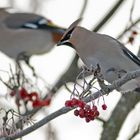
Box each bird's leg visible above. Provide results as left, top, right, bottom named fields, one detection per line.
left=24, top=57, right=37, bottom=77
left=16, top=52, right=36, bottom=77
left=95, top=64, right=111, bottom=95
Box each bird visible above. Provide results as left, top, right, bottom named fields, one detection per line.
left=57, top=19, right=140, bottom=92
left=0, top=8, right=66, bottom=67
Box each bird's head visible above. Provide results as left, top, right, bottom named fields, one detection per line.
left=57, top=18, right=82, bottom=48
left=0, top=8, right=10, bottom=21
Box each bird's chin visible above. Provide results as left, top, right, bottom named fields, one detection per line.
left=57, top=41, right=74, bottom=48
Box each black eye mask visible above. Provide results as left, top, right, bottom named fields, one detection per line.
left=60, top=27, right=75, bottom=42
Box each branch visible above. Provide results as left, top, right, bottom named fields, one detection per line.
left=93, top=0, right=126, bottom=32
left=117, top=17, right=140, bottom=39
left=78, top=0, right=88, bottom=18
left=2, top=69, right=140, bottom=140
left=100, top=91, right=140, bottom=140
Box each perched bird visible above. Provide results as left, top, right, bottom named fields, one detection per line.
left=57, top=19, right=140, bottom=92
left=0, top=8, right=66, bottom=64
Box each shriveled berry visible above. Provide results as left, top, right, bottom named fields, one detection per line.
left=102, top=104, right=107, bottom=110
left=10, top=91, right=16, bottom=97
left=95, top=110, right=100, bottom=117
left=74, top=109, right=79, bottom=116
left=85, top=105, right=91, bottom=111
left=92, top=105, right=97, bottom=111
left=128, top=37, right=134, bottom=44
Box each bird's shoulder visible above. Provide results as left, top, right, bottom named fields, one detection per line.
left=101, top=33, right=140, bottom=66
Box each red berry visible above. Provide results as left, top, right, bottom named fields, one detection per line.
left=44, top=98, right=51, bottom=106
left=74, top=109, right=79, bottom=116
left=85, top=117, right=91, bottom=123
left=79, top=108, right=85, bottom=118
left=65, top=100, right=72, bottom=107
left=88, top=110, right=94, bottom=117
left=78, top=100, right=86, bottom=109
left=29, top=92, right=39, bottom=101
left=89, top=115, right=95, bottom=121
left=32, top=99, right=42, bottom=108
left=102, top=104, right=107, bottom=110
left=71, top=98, right=78, bottom=106
left=20, top=88, right=28, bottom=99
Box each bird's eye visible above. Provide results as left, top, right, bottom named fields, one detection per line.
left=60, top=27, right=75, bottom=43
left=61, top=33, right=72, bottom=42
left=66, top=33, right=71, bottom=39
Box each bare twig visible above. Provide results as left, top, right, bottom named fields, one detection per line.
left=78, top=0, right=88, bottom=18
left=93, top=0, right=126, bottom=32
left=129, top=0, right=136, bottom=24
left=117, top=17, right=140, bottom=39
left=46, top=123, right=57, bottom=140
left=96, top=117, right=106, bottom=124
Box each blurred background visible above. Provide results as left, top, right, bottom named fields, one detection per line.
left=0, top=0, right=140, bottom=140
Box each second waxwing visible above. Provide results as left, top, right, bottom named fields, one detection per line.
left=57, top=19, right=140, bottom=92
left=0, top=8, right=66, bottom=62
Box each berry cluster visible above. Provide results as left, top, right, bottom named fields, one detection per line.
left=10, top=87, right=51, bottom=108
left=65, top=98, right=107, bottom=123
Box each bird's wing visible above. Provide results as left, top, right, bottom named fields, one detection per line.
left=3, top=13, right=66, bottom=34
left=122, top=46, right=140, bottom=66
left=102, top=34, right=140, bottom=67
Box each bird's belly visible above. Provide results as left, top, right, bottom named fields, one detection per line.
left=0, top=30, right=55, bottom=58
left=83, top=56, right=140, bottom=92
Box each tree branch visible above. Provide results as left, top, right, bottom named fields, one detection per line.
left=100, top=91, right=140, bottom=140
left=78, top=0, right=88, bottom=18
left=93, top=0, right=126, bottom=32
left=2, top=69, right=140, bottom=140
left=117, top=17, right=140, bottom=39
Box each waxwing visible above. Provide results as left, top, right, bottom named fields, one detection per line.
left=57, top=19, right=140, bottom=92
left=0, top=8, right=66, bottom=62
